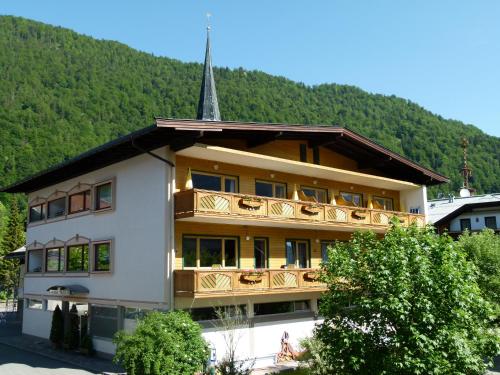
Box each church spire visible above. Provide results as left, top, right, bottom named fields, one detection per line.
left=196, top=24, right=221, bottom=121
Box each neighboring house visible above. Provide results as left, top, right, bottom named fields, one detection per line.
left=428, top=194, right=500, bottom=237
left=0, top=30, right=448, bottom=366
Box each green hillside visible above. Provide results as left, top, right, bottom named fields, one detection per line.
left=0, top=15, right=499, bottom=200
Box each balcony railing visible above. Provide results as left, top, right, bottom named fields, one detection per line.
left=175, top=189, right=425, bottom=230
left=174, top=268, right=326, bottom=297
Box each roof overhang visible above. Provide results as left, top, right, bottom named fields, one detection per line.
left=2, top=246, right=25, bottom=260
left=178, top=144, right=421, bottom=191
left=434, top=201, right=500, bottom=226
left=46, top=285, right=89, bottom=296
left=1, top=118, right=448, bottom=193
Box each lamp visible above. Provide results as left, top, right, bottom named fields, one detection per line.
left=185, top=168, right=193, bottom=189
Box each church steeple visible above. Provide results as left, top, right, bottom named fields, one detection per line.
left=196, top=25, right=221, bottom=121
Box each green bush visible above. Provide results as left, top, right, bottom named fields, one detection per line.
left=458, top=229, right=500, bottom=320
left=113, top=310, right=208, bottom=375
left=315, top=223, right=500, bottom=374
left=49, top=305, right=64, bottom=347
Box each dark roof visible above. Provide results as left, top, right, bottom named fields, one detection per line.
left=1, top=118, right=449, bottom=193
left=434, top=200, right=500, bottom=226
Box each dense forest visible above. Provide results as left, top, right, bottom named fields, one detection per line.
left=0, top=15, right=499, bottom=207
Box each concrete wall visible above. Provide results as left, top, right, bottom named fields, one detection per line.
left=22, top=307, right=52, bottom=339
left=203, top=316, right=320, bottom=368
left=449, top=210, right=500, bottom=232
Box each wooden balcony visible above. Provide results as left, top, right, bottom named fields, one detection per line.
left=175, top=189, right=425, bottom=232
left=174, top=268, right=326, bottom=298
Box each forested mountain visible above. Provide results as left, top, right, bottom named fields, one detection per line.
left=0, top=15, right=499, bottom=201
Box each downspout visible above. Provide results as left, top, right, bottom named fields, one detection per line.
left=130, top=137, right=176, bottom=311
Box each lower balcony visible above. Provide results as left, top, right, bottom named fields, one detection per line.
left=175, top=189, right=425, bottom=232
left=174, top=268, right=326, bottom=298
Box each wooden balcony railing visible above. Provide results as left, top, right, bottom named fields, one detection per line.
left=174, top=268, right=326, bottom=297
left=175, top=189, right=425, bottom=230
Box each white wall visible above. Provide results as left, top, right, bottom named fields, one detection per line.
left=449, top=211, right=500, bottom=232
left=203, top=317, right=320, bottom=368
left=24, top=148, right=173, bottom=307
left=400, top=186, right=427, bottom=219
left=23, top=307, right=52, bottom=339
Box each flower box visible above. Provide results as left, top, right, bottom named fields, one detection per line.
left=304, top=271, right=319, bottom=281
left=352, top=210, right=368, bottom=220
left=239, top=197, right=263, bottom=209
left=301, top=204, right=321, bottom=215
left=240, top=271, right=264, bottom=283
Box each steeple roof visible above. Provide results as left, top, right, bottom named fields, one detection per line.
left=196, top=27, right=221, bottom=121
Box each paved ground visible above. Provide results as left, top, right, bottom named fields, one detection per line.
left=0, top=313, right=122, bottom=375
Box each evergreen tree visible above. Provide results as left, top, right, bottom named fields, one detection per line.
left=68, top=304, right=80, bottom=349
left=50, top=305, right=64, bottom=347
left=0, top=196, right=25, bottom=295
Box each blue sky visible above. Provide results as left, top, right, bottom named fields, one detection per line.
left=1, top=1, right=499, bottom=137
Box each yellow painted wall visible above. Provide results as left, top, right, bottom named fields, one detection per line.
left=175, top=221, right=353, bottom=270
left=176, top=155, right=400, bottom=209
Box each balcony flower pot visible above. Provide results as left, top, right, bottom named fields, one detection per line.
left=352, top=210, right=368, bottom=220
left=304, top=271, right=319, bottom=281
left=240, top=271, right=264, bottom=284
left=239, top=196, right=263, bottom=209
left=301, top=204, right=321, bottom=215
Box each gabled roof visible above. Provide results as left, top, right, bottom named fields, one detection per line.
left=0, top=118, right=449, bottom=193
left=428, top=194, right=500, bottom=225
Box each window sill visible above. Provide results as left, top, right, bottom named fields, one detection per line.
left=93, top=207, right=113, bottom=215
left=25, top=272, right=90, bottom=278
left=91, top=270, right=112, bottom=275
left=45, top=216, right=66, bottom=224
left=67, top=210, right=91, bottom=219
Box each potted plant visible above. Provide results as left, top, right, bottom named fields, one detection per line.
left=240, top=270, right=265, bottom=283
left=352, top=210, right=368, bottom=220
left=301, top=203, right=322, bottom=215
left=304, top=271, right=319, bottom=281
left=80, top=334, right=94, bottom=356
left=239, top=196, right=264, bottom=209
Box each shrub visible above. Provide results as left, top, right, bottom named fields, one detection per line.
left=49, top=305, right=64, bottom=347
left=68, top=304, right=80, bottom=349
left=113, top=310, right=208, bottom=375
left=457, top=229, right=500, bottom=320
left=315, top=223, right=500, bottom=374
left=80, top=334, right=94, bottom=356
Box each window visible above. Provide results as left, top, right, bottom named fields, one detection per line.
left=255, top=180, right=286, bottom=198
left=67, top=244, right=89, bottom=272
left=90, top=305, right=118, bottom=339
left=46, top=247, right=64, bottom=272
left=187, top=305, right=247, bottom=322
left=27, top=249, right=43, bottom=272
left=460, top=218, right=472, bottom=232
left=286, top=240, right=309, bottom=268
left=29, top=204, right=45, bottom=223
left=301, top=186, right=328, bottom=203
left=254, top=300, right=310, bottom=316
left=94, top=242, right=111, bottom=271
left=254, top=238, right=268, bottom=268
left=485, top=216, right=497, bottom=230
left=47, top=197, right=66, bottom=219
left=125, top=308, right=150, bottom=320
left=27, top=299, right=43, bottom=310
left=46, top=300, right=62, bottom=311
left=373, top=196, right=394, bottom=211
left=182, top=236, right=238, bottom=268
left=340, top=192, right=363, bottom=207
left=299, top=144, right=307, bottom=162
left=321, top=241, right=333, bottom=262
left=95, top=182, right=112, bottom=210
left=313, top=146, right=320, bottom=164
left=69, top=190, right=91, bottom=214
left=192, top=171, right=238, bottom=193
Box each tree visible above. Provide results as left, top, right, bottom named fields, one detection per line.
left=49, top=305, right=64, bottom=348
left=457, top=229, right=500, bottom=320
left=0, top=196, right=25, bottom=295
left=67, top=304, right=80, bottom=349
left=314, top=223, right=500, bottom=374
left=113, top=311, right=209, bottom=375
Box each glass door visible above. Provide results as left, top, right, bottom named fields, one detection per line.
left=285, top=240, right=309, bottom=268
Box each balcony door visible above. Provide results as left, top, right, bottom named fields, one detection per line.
left=285, top=240, right=309, bottom=268
left=191, top=171, right=238, bottom=193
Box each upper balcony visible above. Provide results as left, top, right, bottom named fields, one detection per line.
left=175, top=189, right=425, bottom=232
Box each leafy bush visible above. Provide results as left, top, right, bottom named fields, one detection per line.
left=49, top=305, right=64, bottom=347
left=458, top=229, right=500, bottom=319
left=297, top=337, right=333, bottom=375
left=113, top=310, right=208, bottom=375
left=315, top=223, right=500, bottom=374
